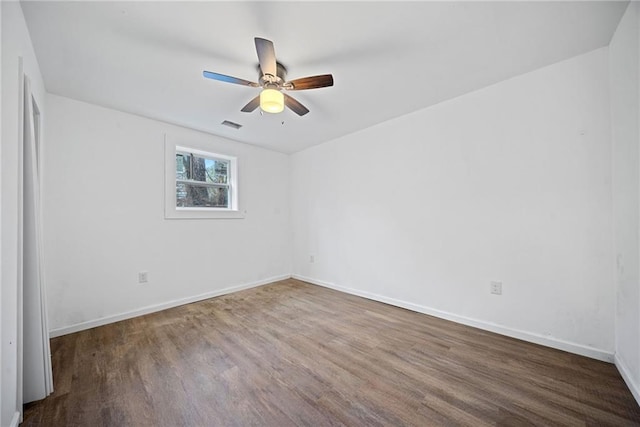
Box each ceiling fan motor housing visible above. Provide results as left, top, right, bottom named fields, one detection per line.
left=258, top=62, right=288, bottom=88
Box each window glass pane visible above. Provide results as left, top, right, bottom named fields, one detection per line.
left=176, top=153, right=229, bottom=184
left=176, top=153, right=189, bottom=180
left=205, top=158, right=229, bottom=184
left=176, top=183, right=229, bottom=208
left=189, top=155, right=208, bottom=183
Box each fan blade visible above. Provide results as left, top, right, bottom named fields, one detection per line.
left=255, top=37, right=277, bottom=76
left=286, top=74, right=334, bottom=91
left=241, top=95, right=261, bottom=113
left=203, top=71, right=258, bottom=87
left=284, top=93, right=309, bottom=116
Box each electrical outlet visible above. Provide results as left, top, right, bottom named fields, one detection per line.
left=138, top=271, right=148, bottom=283
left=490, top=281, right=502, bottom=295
left=309, top=255, right=315, bottom=263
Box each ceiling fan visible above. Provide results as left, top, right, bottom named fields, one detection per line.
left=203, top=37, right=334, bottom=117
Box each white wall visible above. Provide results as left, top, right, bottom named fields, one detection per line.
left=1, top=0, right=4, bottom=419
left=292, top=48, right=614, bottom=360
left=43, top=94, right=291, bottom=334
left=611, top=1, right=640, bottom=402
left=1, top=1, right=47, bottom=425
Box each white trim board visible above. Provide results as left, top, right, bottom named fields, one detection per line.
left=10, top=411, right=20, bottom=427
left=49, top=274, right=290, bottom=338
left=615, top=354, right=640, bottom=406
left=292, top=274, right=615, bottom=363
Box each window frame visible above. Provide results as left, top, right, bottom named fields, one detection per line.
left=175, top=148, right=232, bottom=208
left=165, top=140, right=245, bottom=219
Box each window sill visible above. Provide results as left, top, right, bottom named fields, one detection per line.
left=165, top=208, right=247, bottom=220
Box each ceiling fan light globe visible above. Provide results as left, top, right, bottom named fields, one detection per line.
left=260, top=89, right=284, bottom=114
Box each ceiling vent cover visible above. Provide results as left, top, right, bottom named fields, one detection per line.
left=221, top=120, right=242, bottom=130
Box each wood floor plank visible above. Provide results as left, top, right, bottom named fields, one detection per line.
left=23, top=279, right=640, bottom=426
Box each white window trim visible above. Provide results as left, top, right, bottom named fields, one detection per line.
left=164, top=138, right=245, bottom=219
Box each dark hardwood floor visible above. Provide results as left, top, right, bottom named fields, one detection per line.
left=23, top=279, right=640, bottom=426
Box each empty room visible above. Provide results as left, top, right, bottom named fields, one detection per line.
left=2, top=0, right=640, bottom=425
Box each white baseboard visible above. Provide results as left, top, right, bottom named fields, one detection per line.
left=49, top=274, right=291, bottom=338
left=615, top=354, right=640, bottom=406
left=9, top=411, right=20, bottom=427
left=50, top=273, right=616, bottom=364
left=293, top=274, right=614, bottom=363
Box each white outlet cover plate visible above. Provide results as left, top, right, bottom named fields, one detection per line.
left=490, top=281, right=502, bottom=295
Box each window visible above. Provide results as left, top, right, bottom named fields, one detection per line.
left=176, top=151, right=231, bottom=208
left=165, top=141, right=243, bottom=219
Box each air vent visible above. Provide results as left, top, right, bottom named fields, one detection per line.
left=221, top=120, right=242, bottom=130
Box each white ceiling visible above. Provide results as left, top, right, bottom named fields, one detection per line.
left=21, top=1, right=627, bottom=153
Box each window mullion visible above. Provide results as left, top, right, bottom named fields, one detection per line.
left=176, top=179, right=229, bottom=189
